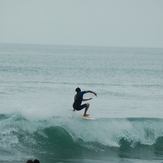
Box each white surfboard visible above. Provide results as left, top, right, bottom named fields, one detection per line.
left=76, top=113, right=97, bottom=120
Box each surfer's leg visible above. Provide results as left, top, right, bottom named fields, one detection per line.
left=78, top=104, right=89, bottom=117
left=83, top=103, right=90, bottom=117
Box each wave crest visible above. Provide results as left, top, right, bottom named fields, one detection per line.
left=0, top=113, right=163, bottom=160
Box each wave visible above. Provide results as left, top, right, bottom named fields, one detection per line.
left=0, top=113, right=163, bottom=161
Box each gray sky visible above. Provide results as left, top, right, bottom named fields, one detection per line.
left=0, top=0, right=163, bottom=48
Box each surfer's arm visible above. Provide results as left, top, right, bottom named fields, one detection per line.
left=82, top=98, right=92, bottom=101
left=86, top=90, right=97, bottom=96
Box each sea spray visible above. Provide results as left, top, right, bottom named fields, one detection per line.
left=1, top=113, right=163, bottom=161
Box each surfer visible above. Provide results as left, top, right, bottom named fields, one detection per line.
left=73, top=87, right=97, bottom=117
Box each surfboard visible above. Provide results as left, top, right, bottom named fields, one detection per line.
left=76, top=113, right=97, bottom=120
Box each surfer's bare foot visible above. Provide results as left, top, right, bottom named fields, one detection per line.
left=83, top=114, right=90, bottom=117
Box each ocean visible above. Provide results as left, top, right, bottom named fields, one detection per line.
left=0, top=43, right=163, bottom=163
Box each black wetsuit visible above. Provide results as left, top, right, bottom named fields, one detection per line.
left=73, top=91, right=87, bottom=110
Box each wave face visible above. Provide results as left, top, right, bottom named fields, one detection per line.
left=0, top=113, right=163, bottom=162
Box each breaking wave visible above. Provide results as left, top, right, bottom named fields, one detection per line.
left=0, top=113, right=163, bottom=161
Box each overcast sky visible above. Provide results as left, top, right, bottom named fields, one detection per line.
left=0, top=0, right=163, bottom=48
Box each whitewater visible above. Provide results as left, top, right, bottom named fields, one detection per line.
left=0, top=44, right=163, bottom=163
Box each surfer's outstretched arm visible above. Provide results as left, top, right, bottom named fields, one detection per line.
left=86, top=90, right=97, bottom=96
left=82, top=98, right=92, bottom=101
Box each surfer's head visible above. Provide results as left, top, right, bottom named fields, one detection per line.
left=34, top=159, right=40, bottom=163
left=75, top=87, right=81, bottom=93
